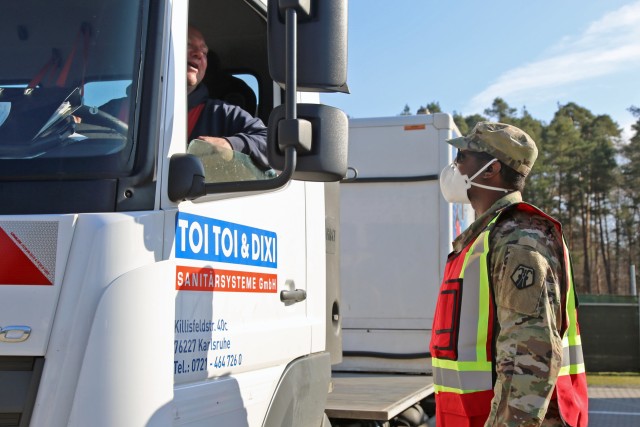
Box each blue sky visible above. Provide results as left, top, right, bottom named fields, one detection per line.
left=321, top=0, right=640, bottom=140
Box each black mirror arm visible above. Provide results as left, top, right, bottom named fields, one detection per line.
left=285, top=6, right=298, bottom=121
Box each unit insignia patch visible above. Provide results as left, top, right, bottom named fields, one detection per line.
left=511, top=265, right=535, bottom=289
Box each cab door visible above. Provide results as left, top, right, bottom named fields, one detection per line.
left=171, top=184, right=310, bottom=379
left=158, top=0, right=346, bottom=422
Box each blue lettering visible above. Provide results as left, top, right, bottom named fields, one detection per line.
left=175, top=213, right=277, bottom=268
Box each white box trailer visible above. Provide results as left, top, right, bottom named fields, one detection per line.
left=339, top=113, right=474, bottom=373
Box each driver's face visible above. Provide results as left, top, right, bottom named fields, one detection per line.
left=187, top=27, right=208, bottom=93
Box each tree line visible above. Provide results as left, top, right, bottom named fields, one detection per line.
left=401, top=99, right=640, bottom=296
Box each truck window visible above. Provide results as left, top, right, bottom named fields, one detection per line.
left=188, top=1, right=272, bottom=184
left=234, top=74, right=260, bottom=107
left=187, top=139, right=275, bottom=183
left=0, top=0, right=145, bottom=179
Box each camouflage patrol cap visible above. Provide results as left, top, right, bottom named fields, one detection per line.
left=447, top=121, right=538, bottom=176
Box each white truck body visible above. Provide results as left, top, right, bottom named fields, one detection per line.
left=1, top=0, right=346, bottom=426
left=338, top=114, right=474, bottom=373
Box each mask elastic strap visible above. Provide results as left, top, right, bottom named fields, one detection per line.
left=468, top=158, right=498, bottom=182
left=469, top=158, right=510, bottom=193
left=470, top=182, right=510, bottom=193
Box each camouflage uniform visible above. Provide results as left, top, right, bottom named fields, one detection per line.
left=445, top=122, right=574, bottom=426
left=452, top=192, right=567, bottom=426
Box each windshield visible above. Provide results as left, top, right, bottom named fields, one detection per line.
left=0, top=0, right=144, bottom=178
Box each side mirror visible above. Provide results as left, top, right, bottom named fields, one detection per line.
left=268, top=0, right=348, bottom=93
left=168, top=154, right=206, bottom=202
left=268, top=103, right=348, bottom=182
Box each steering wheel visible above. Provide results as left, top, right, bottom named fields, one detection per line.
left=74, top=105, right=129, bottom=136
left=0, top=115, right=79, bottom=157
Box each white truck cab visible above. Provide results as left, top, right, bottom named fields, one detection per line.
left=0, top=1, right=347, bottom=426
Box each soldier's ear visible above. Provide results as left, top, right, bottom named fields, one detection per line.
left=484, top=160, right=502, bottom=178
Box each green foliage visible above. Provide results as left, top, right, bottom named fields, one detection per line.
left=484, top=97, right=517, bottom=121
left=427, top=102, right=442, bottom=113
left=417, top=102, right=442, bottom=114
left=463, top=114, right=487, bottom=132
left=399, top=104, right=412, bottom=116
left=621, top=106, right=640, bottom=204
left=452, top=112, right=468, bottom=135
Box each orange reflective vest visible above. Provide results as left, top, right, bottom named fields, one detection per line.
left=430, top=203, right=588, bottom=427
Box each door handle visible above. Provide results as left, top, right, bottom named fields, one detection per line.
left=280, top=289, right=307, bottom=304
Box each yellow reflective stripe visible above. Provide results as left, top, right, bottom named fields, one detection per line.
left=432, top=357, right=492, bottom=372
left=476, top=233, right=491, bottom=363
left=434, top=384, right=485, bottom=394
left=562, top=334, right=581, bottom=348
left=562, top=238, right=580, bottom=346
left=559, top=363, right=586, bottom=376
left=458, top=228, right=492, bottom=366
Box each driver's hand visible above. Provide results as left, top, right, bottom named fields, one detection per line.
left=72, top=115, right=82, bottom=124
left=197, top=136, right=233, bottom=160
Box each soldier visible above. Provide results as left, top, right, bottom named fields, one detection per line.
left=430, top=122, right=588, bottom=426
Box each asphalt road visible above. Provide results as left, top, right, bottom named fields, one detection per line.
left=588, top=385, right=640, bottom=426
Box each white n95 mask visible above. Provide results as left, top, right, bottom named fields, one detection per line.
left=439, top=159, right=509, bottom=204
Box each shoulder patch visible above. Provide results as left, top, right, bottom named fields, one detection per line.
left=494, top=245, right=548, bottom=316
left=511, top=265, right=535, bottom=289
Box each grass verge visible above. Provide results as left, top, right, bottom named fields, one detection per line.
left=587, top=372, right=640, bottom=387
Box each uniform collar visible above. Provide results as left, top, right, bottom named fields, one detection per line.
left=452, top=191, right=523, bottom=253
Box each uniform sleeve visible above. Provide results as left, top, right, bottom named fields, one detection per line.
left=484, top=221, right=564, bottom=426
left=221, top=104, right=269, bottom=170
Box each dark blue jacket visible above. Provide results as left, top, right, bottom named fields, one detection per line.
left=188, top=84, right=269, bottom=169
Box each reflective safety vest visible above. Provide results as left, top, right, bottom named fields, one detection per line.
left=430, top=203, right=588, bottom=427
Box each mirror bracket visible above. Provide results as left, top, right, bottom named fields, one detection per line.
left=278, top=118, right=312, bottom=153
left=278, top=0, right=311, bottom=18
